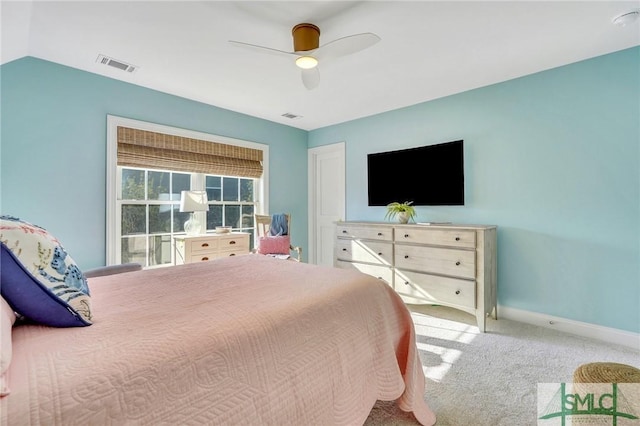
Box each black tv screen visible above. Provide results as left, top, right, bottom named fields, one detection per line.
left=367, top=140, right=464, bottom=206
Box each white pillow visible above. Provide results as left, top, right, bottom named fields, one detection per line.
left=1, top=296, right=17, bottom=397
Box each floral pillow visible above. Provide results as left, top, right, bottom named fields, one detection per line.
left=0, top=216, right=92, bottom=327
left=1, top=296, right=16, bottom=397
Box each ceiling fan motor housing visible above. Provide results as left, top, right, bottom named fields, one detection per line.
left=292, top=23, right=320, bottom=52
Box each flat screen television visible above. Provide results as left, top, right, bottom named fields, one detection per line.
left=367, top=140, right=464, bottom=206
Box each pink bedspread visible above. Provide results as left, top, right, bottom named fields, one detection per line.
left=2, top=255, right=436, bottom=425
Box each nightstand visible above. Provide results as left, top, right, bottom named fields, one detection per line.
left=174, top=233, right=250, bottom=265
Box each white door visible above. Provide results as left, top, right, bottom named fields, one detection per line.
left=308, top=143, right=345, bottom=266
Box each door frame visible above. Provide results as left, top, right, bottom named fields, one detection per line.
left=307, top=142, right=346, bottom=265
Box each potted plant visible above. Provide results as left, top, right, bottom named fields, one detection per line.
left=384, top=201, right=416, bottom=224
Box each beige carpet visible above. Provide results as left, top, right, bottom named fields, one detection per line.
left=365, top=305, right=640, bottom=425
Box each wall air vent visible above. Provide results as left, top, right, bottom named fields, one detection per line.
left=96, top=54, right=138, bottom=73
left=281, top=112, right=303, bottom=120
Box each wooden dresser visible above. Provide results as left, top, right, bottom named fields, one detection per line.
left=174, top=233, right=250, bottom=265
left=335, top=221, right=497, bottom=332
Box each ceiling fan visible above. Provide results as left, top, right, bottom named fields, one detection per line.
left=229, top=23, right=380, bottom=90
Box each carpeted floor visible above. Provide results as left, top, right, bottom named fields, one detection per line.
left=364, top=305, right=640, bottom=425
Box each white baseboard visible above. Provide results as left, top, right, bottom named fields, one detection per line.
left=498, top=305, right=640, bottom=351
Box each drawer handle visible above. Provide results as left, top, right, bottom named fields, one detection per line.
left=455, top=237, right=460, bottom=241
left=404, top=281, right=409, bottom=286
left=229, top=240, right=236, bottom=245
left=201, top=257, right=209, bottom=261
left=455, top=290, right=461, bottom=295
left=342, top=248, right=348, bottom=251
left=377, top=232, right=383, bottom=236
left=404, top=234, right=409, bottom=238
left=229, top=253, right=236, bottom=256
left=342, top=230, right=348, bottom=233
left=404, top=255, right=409, bottom=259
left=377, top=252, right=383, bottom=256
left=201, top=243, right=209, bottom=247
left=456, top=261, right=461, bottom=266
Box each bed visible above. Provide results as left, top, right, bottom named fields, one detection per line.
left=1, top=255, right=436, bottom=425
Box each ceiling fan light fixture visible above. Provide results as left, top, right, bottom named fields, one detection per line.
left=229, top=22, right=379, bottom=90
left=296, top=56, right=318, bottom=69
left=292, top=23, right=320, bottom=52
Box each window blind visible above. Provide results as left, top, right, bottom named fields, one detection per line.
left=117, top=127, right=263, bottom=178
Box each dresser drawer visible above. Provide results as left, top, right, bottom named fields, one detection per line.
left=394, top=270, right=475, bottom=309
left=395, top=245, right=476, bottom=279
left=217, top=234, right=249, bottom=250
left=335, top=239, right=392, bottom=265
left=396, top=228, right=476, bottom=248
left=189, top=253, right=217, bottom=263
left=335, top=260, right=393, bottom=287
left=174, top=232, right=250, bottom=265
left=336, top=224, right=393, bottom=241
left=175, top=240, right=217, bottom=265
left=189, top=239, right=219, bottom=254
left=217, top=249, right=248, bottom=258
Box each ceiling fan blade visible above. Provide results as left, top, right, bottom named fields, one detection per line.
left=301, top=67, right=320, bottom=90
left=314, top=32, right=380, bottom=60
left=228, top=40, right=296, bottom=58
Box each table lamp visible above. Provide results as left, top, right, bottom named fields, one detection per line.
left=179, top=190, right=209, bottom=236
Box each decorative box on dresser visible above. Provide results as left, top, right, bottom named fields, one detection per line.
left=174, top=233, right=250, bottom=265
left=335, top=221, right=497, bottom=332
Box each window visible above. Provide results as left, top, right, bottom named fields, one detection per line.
left=204, top=175, right=256, bottom=242
left=107, top=116, right=269, bottom=266
left=118, top=168, right=258, bottom=268
left=118, top=168, right=190, bottom=267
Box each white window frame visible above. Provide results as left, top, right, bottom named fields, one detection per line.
left=106, top=115, right=269, bottom=266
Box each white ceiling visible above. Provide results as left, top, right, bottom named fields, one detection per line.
left=2, top=1, right=639, bottom=131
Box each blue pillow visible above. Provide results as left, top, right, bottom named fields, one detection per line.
left=0, top=216, right=91, bottom=327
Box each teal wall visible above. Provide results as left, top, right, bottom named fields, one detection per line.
left=2, top=48, right=639, bottom=334
left=309, top=47, right=640, bottom=333
left=1, top=57, right=308, bottom=268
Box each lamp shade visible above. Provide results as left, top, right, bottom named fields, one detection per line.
left=179, top=190, right=209, bottom=212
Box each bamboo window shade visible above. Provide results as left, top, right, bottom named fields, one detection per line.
left=117, top=127, right=263, bottom=178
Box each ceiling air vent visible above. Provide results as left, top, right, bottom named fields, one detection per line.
left=281, top=112, right=303, bottom=120
left=96, top=54, right=138, bottom=73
